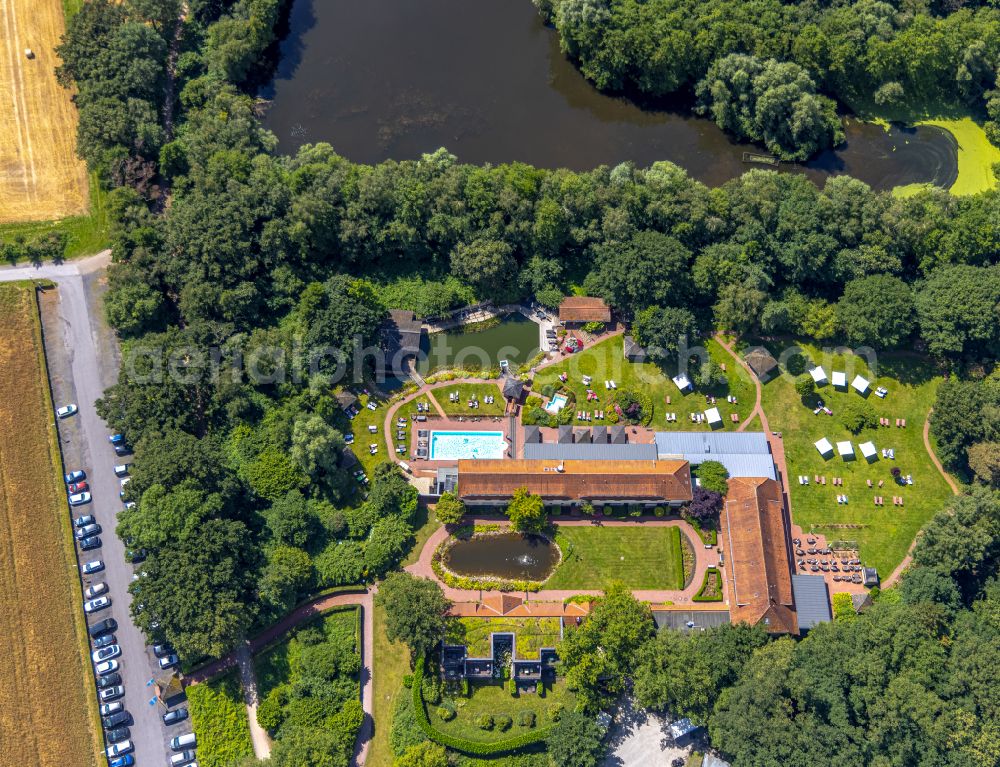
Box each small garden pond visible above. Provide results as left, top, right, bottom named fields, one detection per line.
left=443, top=532, right=560, bottom=581
left=417, top=314, right=540, bottom=374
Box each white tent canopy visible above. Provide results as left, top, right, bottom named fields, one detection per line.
left=809, top=366, right=828, bottom=385
left=832, top=371, right=847, bottom=388
left=837, top=440, right=855, bottom=458
left=705, top=407, right=722, bottom=425
left=852, top=375, right=870, bottom=394
left=672, top=373, right=692, bottom=392
left=815, top=437, right=834, bottom=457
left=859, top=441, right=877, bottom=461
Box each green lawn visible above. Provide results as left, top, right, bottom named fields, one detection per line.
left=370, top=602, right=414, bottom=767
left=433, top=680, right=571, bottom=744
left=547, top=525, right=684, bottom=590
left=0, top=173, right=109, bottom=260
left=187, top=671, right=255, bottom=767
left=532, top=336, right=754, bottom=429
left=434, top=382, right=506, bottom=416
left=757, top=341, right=953, bottom=576
left=444, top=617, right=562, bottom=660
left=340, top=391, right=390, bottom=477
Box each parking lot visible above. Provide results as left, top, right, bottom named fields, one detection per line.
left=31, top=262, right=197, bottom=766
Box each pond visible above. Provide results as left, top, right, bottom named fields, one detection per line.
left=262, top=0, right=958, bottom=190
left=443, top=533, right=560, bottom=581
left=416, top=314, right=540, bottom=374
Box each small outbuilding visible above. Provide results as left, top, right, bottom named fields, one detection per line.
left=623, top=335, right=647, bottom=362
left=809, top=366, right=828, bottom=386
left=832, top=371, right=847, bottom=389
left=672, top=373, right=693, bottom=393
left=863, top=567, right=880, bottom=588
left=837, top=440, right=855, bottom=459
left=669, top=717, right=700, bottom=741
left=705, top=407, right=722, bottom=428
left=815, top=437, right=834, bottom=458
left=335, top=390, right=359, bottom=413
left=744, top=347, right=779, bottom=382
left=859, top=441, right=877, bottom=462
left=502, top=375, right=525, bottom=402
left=558, top=296, right=611, bottom=325
left=851, top=374, right=870, bottom=395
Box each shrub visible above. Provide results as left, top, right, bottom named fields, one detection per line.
left=698, top=460, right=730, bottom=495
left=832, top=592, right=856, bottom=621
left=519, top=711, right=536, bottom=728
left=402, top=674, right=413, bottom=689
left=477, top=714, right=495, bottom=730
left=187, top=672, right=256, bottom=765
left=437, top=706, right=456, bottom=722
left=786, top=353, right=808, bottom=376
left=461, top=679, right=469, bottom=697
left=839, top=398, right=878, bottom=434
left=537, top=683, right=546, bottom=698
left=547, top=703, right=563, bottom=722
left=603, top=505, right=612, bottom=516
left=422, top=675, right=442, bottom=705
left=654, top=506, right=665, bottom=517
left=541, top=383, right=556, bottom=398
left=508, top=677, right=518, bottom=696
left=581, top=321, right=605, bottom=334
left=692, top=567, right=724, bottom=602
left=795, top=373, right=815, bottom=398
left=496, top=713, right=513, bottom=731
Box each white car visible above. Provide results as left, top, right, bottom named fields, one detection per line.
left=84, top=596, right=111, bottom=613
left=68, top=492, right=92, bottom=506
left=95, top=659, right=119, bottom=676
left=84, top=582, right=108, bottom=599
left=158, top=654, right=179, bottom=670
left=92, top=644, right=121, bottom=663
left=114, top=463, right=130, bottom=477
left=56, top=403, right=78, bottom=418
left=99, top=685, right=124, bottom=702
left=100, top=701, right=123, bottom=717
left=82, top=560, right=104, bottom=575
left=106, top=740, right=133, bottom=758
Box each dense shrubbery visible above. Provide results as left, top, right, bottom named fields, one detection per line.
left=187, top=671, right=255, bottom=767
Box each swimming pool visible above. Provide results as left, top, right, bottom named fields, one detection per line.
left=430, top=430, right=507, bottom=460
left=545, top=393, right=568, bottom=414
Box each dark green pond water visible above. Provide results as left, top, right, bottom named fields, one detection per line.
left=443, top=533, right=559, bottom=581
left=417, top=314, right=540, bottom=374
left=262, top=0, right=958, bottom=190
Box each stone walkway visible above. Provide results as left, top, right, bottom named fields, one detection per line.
left=405, top=516, right=722, bottom=606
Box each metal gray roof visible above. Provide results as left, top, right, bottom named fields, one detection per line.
left=523, top=443, right=658, bottom=461
left=653, top=610, right=731, bottom=632
left=791, top=575, right=832, bottom=630
left=654, top=431, right=770, bottom=456
left=696, top=454, right=776, bottom=480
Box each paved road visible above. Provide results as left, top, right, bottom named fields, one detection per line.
left=0, top=255, right=179, bottom=765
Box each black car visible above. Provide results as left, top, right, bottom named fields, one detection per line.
left=126, top=548, right=147, bottom=564
left=96, top=672, right=122, bottom=689
left=102, top=711, right=131, bottom=729
left=79, top=536, right=102, bottom=551
left=93, top=634, right=117, bottom=649
left=105, top=726, right=130, bottom=742
left=162, top=707, right=188, bottom=726
left=88, top=618, right=118, bottom=638
left=153, top=643, right=174, bottom=658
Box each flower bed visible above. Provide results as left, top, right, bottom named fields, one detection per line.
left=692, top=567, right=724, bottom=602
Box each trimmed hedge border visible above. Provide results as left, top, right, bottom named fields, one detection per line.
left=412, top=657, right=553, bottom=755
left=692, top=567, right=724, bottom=602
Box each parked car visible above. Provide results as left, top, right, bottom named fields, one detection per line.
left=92, top=645, right=121, bottom=663
left=84, top=596, right=111, bottom=613
left=75, top=523, right=101, bottom=540
left=162, top=707, right=188, bottom=726
left=82, top=559, right=105, bottom=575
left=108, top=433, right=125, bottom=445
left=106, top=727, right=130, bottom=742
left=103, top=710, right=131, bottom=729
left=158, top=654, right=179, bottom=670
left=153, top=643, right=174, bottom=658
left=109, top=754, right=134, bottom=767
left=73, top=515, right=95, bottom=528
left=113, top=463, right=130, bottom=477
left=95, top=659, right=119, bottom=676
left=99, top=685, right=124, bottom=703
left=96, top=673, right=121, bottom=690
left=123, top=501, right=136, bottom=510
left=88, top=618, right=117, bottom=638
left=169, top=752, right=196, bottom=767
left=83, top=582, right=108, bottom=599
left=170, top=732, right=197, bottom=750
left=64, top=469, right=86, bottom=484
left=106, top=739, right=132, bottom=758
left=68, top=481, right=89, bottom=493
left=79, top=536, right=101, bottom=551
left=56, top=403, right=78, bottom=418
left=126, top=548, right=147, bottom=564
left=68, top=491, right=92, bottom=506
left=99, top=701, right=123, bottom=717
left=93, top=633, right=116, bottom=649
left=114, top=443, right=130, bottom=456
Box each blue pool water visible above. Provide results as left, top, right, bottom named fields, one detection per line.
left=430, top=430, right=507, bottom=460
left=545, top=393, right=568, bottom=414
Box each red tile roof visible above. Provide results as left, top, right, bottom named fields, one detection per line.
left=558, top=296, right=611, bottom=323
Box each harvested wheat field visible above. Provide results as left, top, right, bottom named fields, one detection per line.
left=0, top=0, right=88, bottom=223
left=0, top=285, right=99, bottom=767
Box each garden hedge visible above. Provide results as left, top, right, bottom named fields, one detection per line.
left=411, top=657, right=553, bottom=756
left=692, top=567, right=724, bottom=602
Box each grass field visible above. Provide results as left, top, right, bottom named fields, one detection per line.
left=444, top=617, right=562, bottom=659
left=547, top=525, right=684, bottom=590
left=532, top=336, right=754, bottom=429
left=757, top=341, right=953, bottom=576
left=0, top=284, right=100, bottom=767
left=370, top=602, right=411, bottom=767
left=0, top=0, right=89, bottom=223
left=433, top=680, right=571, bottom=744
left=187, top=671, right=255, bottom=767
left=434, top=382, right=506, bottom=416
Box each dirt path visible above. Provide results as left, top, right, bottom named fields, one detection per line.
left=235, top=642, right=272, bottom=760
left=187, top=589, right=375, bottom=766
left=405, top=517, right=720, bottom=605
left=883, top=409, right=961, bottom=587
left=714, top=333, right=766, bottom=432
